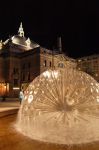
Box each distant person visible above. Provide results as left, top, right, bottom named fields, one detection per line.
left=19, top=90, right=24, bottom=104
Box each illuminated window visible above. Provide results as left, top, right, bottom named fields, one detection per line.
left=78, top=68, right=81, bottom=70
left=95, top=73, right=98, bottom=77
left=78, top=59, right=82, bottom=62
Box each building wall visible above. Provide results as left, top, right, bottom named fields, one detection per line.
left=0, top=57, right=7, bottom=96
left=77, top=55, right=99, bottom=82
left=2, top=55, right=21, bottom=97
left=20, top=48, right=40, bottom=91
left=0, top=57, right=5, bottom=82
left=0, top=45, right=77, bottom=98
left=40, top=53, right=53, bottom=73
left=40, top=48, right=77, bottom=73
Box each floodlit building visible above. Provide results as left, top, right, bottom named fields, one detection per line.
left=77, top=54, right=99, bottom=82
left=0, top=23, right=76, bottom=98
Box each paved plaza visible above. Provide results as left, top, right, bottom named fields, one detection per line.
left=0, top=100, right=20, bottom=117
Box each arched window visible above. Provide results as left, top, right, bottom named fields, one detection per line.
left=58, top=63, right=64, bottom=68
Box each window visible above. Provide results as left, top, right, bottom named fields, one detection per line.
left=13, top=68, right=19, bottom=74
left=14, top=79, right=18, bottom=86
left=44, top=60, right=47, bottom=67
left=78, top=59, right=82, bottom=62
left=93, top=60, right=98, bottom=64
left=13, top=68, right=16, bottom=74
left=50, top=61, right=52, bottom=67
left=28, top=72, right=30, bottom=81
left=22, top=64, right=25, bottom=70
left=21, top=73, right=25, bottom=81
left=58, top=63, right=64, bottom=68
left=28, top=62, right=31, bottom=68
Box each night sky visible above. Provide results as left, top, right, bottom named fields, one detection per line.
left=0, top=0, right=99, bottom=58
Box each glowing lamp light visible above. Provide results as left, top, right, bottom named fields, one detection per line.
left=13, top=87, right=20, bottom=90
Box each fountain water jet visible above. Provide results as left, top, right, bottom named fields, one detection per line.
left=16, top=67, right=99, bottom=145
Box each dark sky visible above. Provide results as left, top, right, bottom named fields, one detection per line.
left=0, top=0, right=99, bottom=58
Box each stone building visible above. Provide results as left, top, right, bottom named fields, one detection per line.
left=0, top=23, right=76, bottom=98
left=77, top=54, right=99, bottom=82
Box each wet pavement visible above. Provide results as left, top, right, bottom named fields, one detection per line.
left=0, top=114, right=99, bottom=150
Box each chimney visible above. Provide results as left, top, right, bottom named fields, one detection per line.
left=57, top=37, right=62, bottom=53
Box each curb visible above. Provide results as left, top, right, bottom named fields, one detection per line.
left=0, top=108, right=19, bottom=118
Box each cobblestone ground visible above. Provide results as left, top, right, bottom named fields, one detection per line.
left=0, top=114, right=99, bottom=150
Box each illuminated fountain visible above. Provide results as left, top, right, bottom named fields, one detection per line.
left=16, top=66, right=99, bottom=145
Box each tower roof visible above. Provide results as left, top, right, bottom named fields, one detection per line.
left=2, top=22, right=40, bottom=51
left=18, top=22, right=24, bottom=37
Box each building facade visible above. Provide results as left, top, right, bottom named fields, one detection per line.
left=0, top=23, right=76, bottom=98
left=77, top=54, right=99, bottom=82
